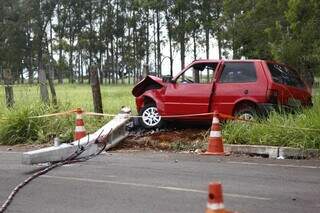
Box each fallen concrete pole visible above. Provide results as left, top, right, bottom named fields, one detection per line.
left=22, top=107, right=131, bottom=165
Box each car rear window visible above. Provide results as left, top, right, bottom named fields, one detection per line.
left=267, top=63, right=305, bottom=88
left=220, top=62, right=257, bottom=83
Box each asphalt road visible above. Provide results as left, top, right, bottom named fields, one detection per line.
left=0, top=150, right=319, bottom=213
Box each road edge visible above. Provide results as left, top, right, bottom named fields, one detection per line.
left=224, top=144, right=320, bottom=159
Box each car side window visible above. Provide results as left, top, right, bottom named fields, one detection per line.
left=267, top=63, right=305, bottom=88
left=219, top=62, right=257, bottom=83
left=176, top=63, right=217, bottom=84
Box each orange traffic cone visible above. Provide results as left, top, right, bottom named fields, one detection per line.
left=74, top=108, right=86, bottom=140
left=205, top=182, right=234, bottom=213
left=203, top=111, right=225, bottom=155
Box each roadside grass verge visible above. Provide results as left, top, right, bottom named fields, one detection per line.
left=0, top=84, right=135, bottom=145
left=223, top=95, right=320, bottom=149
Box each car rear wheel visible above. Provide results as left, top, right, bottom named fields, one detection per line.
left=139, top=104, right=163, bottom=129
left=234, top=104, right=259, bottom=121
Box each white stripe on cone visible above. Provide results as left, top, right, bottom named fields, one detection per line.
left=210, top=131, right=221, bottom=138
left=212, top=117, right=219, bottom=124
left=75, top=126, right=86, bottom=132
left=207, top=203, right=225, bottom=210
left=76, top=114, right=82, bottom=119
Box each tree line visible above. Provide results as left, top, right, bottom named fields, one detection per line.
left=0, top=0, right=319, bottom=88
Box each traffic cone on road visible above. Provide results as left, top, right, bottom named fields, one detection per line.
left=203, top=111, right=225, bottom=155
left=74, top=108, right=86, bottom=140
left=205, top=182, right=234, bottom=213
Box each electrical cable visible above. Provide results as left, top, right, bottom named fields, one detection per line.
left=0, top=130, right=109, bottom=213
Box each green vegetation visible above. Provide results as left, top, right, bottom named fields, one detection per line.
left=0, top=84, right=135, bottom=145
left=223, top=91, right=320, bottom=149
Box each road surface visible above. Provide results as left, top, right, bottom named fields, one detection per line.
left=0, top=150, right=319, bottom=213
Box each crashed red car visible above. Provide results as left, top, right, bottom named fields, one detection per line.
left=132, top=59, right=312, bottom=129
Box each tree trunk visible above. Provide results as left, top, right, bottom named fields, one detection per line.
left=98, top=0, right=104, bottom=85
left=111, top=40, right=115, bottom=84
left=146, top=9, right=150, bottom=72
left=69, top=36, right=74, bottom=83
left=193, top=29, right=197, bottom=60
left=218, top=35, right=222, bottom=60
left=47, top=18, right=57, bottom=106
left=193, top=30, right=199, bottom=83
left=121, top=37, right=124, bottom=84
left=3, top=68, right=14, bottom=108
left=57, top=3, right=64, bottom=84
left=153, top=13, right=157, bottom=75
left=20, top=68, right=24, bottom=83
left=47, top=65, right=57, bottom=106
left=90, top=66, right=103, bottom=113
left=28, top=31, right=33, bottom=84
left=205, top=28, right=210, bottom=59
left=80, top=51, right=84, bottom=83
left=179, top=11, right=185, bottom=70
left=156, top=9, right=161, bottom=76
left=180, top=38, right=185, bottom=70
left=58, top=47, right=64, bottom=84
left=38, top=48, right=49, bottom=103
left=165, top=8, right=173, bottom=76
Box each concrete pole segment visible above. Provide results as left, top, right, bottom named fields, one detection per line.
left=22, top=107, right=131, bottom=165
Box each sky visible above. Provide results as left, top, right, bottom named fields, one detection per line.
left=160, top=37, right=221, bottom=76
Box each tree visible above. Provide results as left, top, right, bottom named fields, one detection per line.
left=24, top=0, right=57, bottom=103
left=171, top=0, right=192, bottom=69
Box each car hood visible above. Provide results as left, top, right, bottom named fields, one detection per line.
left=132, top=75, right=163, bottom=97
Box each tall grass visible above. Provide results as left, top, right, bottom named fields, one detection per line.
left=0, top=84, right=135, bottom=145
left=223, top=93, right=320, bottom=149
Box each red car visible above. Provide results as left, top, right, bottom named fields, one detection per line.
left=132, top=59, right=312, bottom=129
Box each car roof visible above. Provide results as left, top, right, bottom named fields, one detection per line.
left=191, top=59, right=265, bottom=63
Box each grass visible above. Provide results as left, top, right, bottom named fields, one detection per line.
left=0, top=84, right=135, bottom=145
left=0, top=84, right=135, bottom=113
left=0, top=84, right=319, bottom=149
left=223, top=90, right=320, bottom=149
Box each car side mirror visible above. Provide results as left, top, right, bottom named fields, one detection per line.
left=162, top=75, right=174, bottom=83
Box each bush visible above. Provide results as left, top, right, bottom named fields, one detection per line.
left=0, top=105, right=42, bottom=145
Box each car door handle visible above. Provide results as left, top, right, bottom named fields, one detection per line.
left=244, top=90, right=249, bottom=95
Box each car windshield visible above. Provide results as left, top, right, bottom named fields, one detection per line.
left=176, top=63, right=217, bottom=84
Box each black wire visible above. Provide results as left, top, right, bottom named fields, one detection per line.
left=0, top=131, right=109, bottom=213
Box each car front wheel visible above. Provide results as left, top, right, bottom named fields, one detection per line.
left=139, top=104, right=163, bottom=129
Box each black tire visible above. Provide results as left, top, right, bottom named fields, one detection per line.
left=139, top=104, right=163, bottom=129
left=234, top=104, right=259, bottom=121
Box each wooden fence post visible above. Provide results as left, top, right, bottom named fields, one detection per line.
left=90, top=65, right=103, bottom=113
left=3, top=68, right=14, bottom=108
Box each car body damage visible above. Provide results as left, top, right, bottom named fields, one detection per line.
left=132, top=75, right=163, bottom=97
left=132, top=59, right=312, bottom=129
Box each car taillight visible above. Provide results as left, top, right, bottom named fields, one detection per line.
left=267, top=89, right=278, bottom=104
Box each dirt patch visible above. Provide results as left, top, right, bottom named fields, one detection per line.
left=0, top=128, right=210, bottom=153
left=114, top=128, right=209, bottom=152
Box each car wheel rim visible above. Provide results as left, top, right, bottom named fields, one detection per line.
left=238, top=113, right=254, bottom=121
left=142, top=107, right=161, bottom=127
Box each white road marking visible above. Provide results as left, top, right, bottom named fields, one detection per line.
left=42, top=175, right=271, bottom=201
left=227, top=161, right=319, bottom=169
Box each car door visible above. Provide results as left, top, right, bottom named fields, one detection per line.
left=213, top=61, right=265, bottom=115
left=162, top=62, right=218, bottom=117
